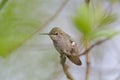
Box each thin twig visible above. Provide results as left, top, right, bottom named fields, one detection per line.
left=79, top=34, right=119, bottom=80
left=8, top=0, right=70, bottom=54
left=23, top=0, right=70, bottom=42
left=79, top=36, right=115, bottom=56
left=81, top=36, right=116, bottom=80
left=40, top=0, right=70, bottom=29
left=60, top=54, right=74, bottom=80
left=71, top=32, right=120, bottom=57
left=84, top=40, right=90, bottom=80
left=86, top=53, right=90, bottom=80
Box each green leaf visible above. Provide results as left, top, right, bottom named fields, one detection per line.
left=0, top=0, right=44, bottom=57
left=73, top=4, right=93, bottom=36
left=73, top=3, right=117, bottom=41
left=98, top=13, right=116, bottom=27
left=73, top=4, right=105, bottom=37
left=93, top=30, right=119, bottom=39
left=0, top=0, right=67, bottom=57
left=0, top=0, right=43, bottom=57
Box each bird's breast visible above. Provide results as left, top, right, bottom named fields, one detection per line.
left=53, top=38, right=71, bottom=54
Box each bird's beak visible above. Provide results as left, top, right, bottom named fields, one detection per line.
left=39, top=33, right=50, bottom=35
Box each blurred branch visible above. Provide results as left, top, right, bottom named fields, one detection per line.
left=84, top=40, right=90, bottom=80
left=41, top=0, right=70, bottom=29
left=85, top=0, right=90, bottom=5
left=0, top=0, right=8, bottom=10
left=13, top=0, right=70, bottom=51
left=79, top=34, right=119, bottom=56
left=115, top=75, right=120, bottom=80
left=80, top=32, right=119, bottom=80
left=79, top=38, right=109, bottom=56
left=29, top=0, right=70, bottom=36
left=60, top=54, right=74, bottom=80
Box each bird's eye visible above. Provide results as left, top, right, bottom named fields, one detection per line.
left=54, top=32, right=58, bottom=35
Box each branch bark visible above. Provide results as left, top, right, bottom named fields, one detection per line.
left=40, top=0, right=70, bottom=29
left=14, top=0, right=70, bottom=52
left=60, top=54, right=74, bottom=80
left=84, top=40, right=90, bottom=80
left=86, top=52, right=90, bottom=80
left=79, top=37, right=114, bottom=56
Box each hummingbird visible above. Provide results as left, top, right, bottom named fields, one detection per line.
left=41, top=27, right=82, bottom=65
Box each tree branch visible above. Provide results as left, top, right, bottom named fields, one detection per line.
left=13, top=0, right=70, bottom=52
left=79, top=36, right=115, bottom=56
left=40, top=0, right=70, bottom=29
left=60, top=54, right=74, bottom=80
left=84, top=40, right=90, bottom=80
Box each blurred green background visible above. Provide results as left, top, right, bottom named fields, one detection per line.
left=0, top=0, right=120, bottom=80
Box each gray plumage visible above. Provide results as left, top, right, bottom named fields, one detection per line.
left=49, top=27, right=82, bottom=65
